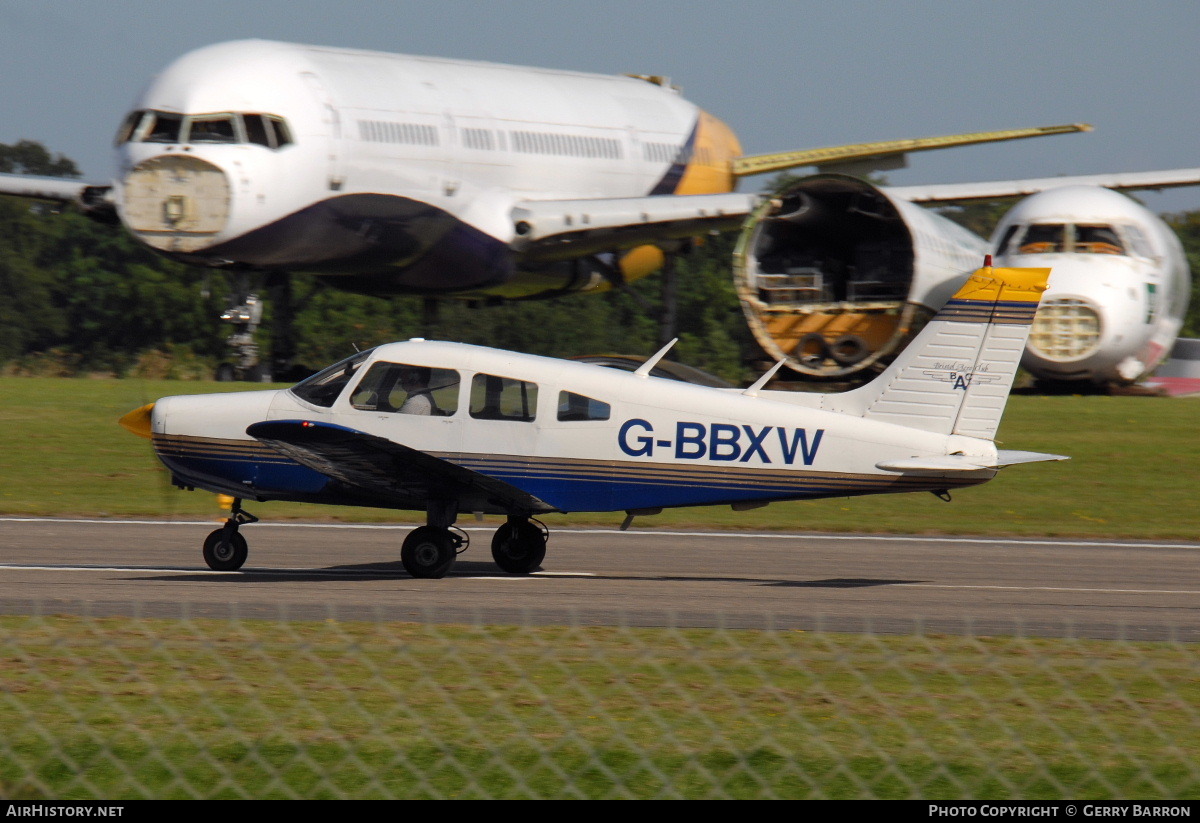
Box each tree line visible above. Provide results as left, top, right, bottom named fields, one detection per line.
left=1, top=140, right=1198, bottom=382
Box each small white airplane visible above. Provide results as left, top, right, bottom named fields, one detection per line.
left=120, top=260, right=1066, bottom=578
left=735, top=170, right=1199, bottom=389
left=0, top=38, right=1089, bottom=377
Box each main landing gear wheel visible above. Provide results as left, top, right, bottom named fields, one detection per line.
left=202, top=529, right=248, bottom=571
left=491, top=518, right=548, bottom=574
left=401, top=526, right=461, bottom=579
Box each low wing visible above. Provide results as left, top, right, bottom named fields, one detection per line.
left=247, top=420, right=554, bottom=514
left=889, top=168, right=1200, bottom=204
left=876, top=451, right=1070, bottom=473
left=509, top=192, right=755, bottom=262
left=731, top=124, right=1091, bottom=178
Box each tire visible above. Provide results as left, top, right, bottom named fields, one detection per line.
left=401, top=526, right=457, bottom=579
left=202, top=528, right=248, bottom=571
left=491, top=519, right=547, bottom=574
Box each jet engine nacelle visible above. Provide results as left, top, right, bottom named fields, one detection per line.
left=733, top=174, right=989, bottom=380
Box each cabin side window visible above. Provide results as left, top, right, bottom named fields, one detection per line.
left=350, top=362, right=460, bottom=416
left=470, top=373, right=538, bottom=421
left=557, top=391, right=611, bottom=422
left=290, top=349, right=373, bottom=407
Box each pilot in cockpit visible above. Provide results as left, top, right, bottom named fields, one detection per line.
left=398, top=366, right=435, bottom=415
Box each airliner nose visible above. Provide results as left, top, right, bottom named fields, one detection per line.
left=120, top=155, right=231, bottom=252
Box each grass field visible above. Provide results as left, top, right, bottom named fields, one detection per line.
left=1, top=376, right=1197, bottom=538
left=2, top=615, right=1197, bottom=799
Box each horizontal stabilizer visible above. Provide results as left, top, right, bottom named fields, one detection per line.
left=877, top=451, right=1069, bottom=473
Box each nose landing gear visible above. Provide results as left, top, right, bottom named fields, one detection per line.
left=202, top=498, right=258, bottom=571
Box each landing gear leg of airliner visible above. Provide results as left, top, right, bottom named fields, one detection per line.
left=216, top=272, right=265, bottom=382
left=202, top=498, right=258, bottom=571
left=490, top=515, right=547, bottom=574
left=401, top=499, right=465, bottom=579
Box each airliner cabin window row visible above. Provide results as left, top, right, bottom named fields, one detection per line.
left=510, top=131, right=622, bottom=160
left=557, top=391, right=611, bottom=422
left=470, top=374, right=538, bottom=422
left=462, top=128, right=495, bottom=151
left=350, top=362, right=461, bottom=416
left=357, top=120, right=439, bottom=146
left=116, top=110, right=293, bottom=149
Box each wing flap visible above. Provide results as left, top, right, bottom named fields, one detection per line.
left=247, top=420, right=553, bottom=514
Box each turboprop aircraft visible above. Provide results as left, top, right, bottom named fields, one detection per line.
left=119, top=260, right=1066, bottom=578
left=734, top=168, right=1200, bottom=389
left=0, top=38, right=1090, bottom=378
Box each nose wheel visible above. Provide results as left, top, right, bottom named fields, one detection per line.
left=201, top=499, right=257, bottom=571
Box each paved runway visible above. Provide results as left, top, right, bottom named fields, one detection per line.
left=2, top=517, right=1198, bottom=639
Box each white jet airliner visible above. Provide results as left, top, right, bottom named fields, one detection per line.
left=0, top=38, right=1089, bottom=375
left=2, top=39, right=1195, bottom=389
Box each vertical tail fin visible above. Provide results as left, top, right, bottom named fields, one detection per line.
left=836, top=263, right=1051, bottom=439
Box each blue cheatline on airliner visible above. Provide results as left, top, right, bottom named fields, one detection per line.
left=121, top=260, right=1067, bottom=579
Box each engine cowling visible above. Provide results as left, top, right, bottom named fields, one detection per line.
left=733, top=174, right=989, bottom=380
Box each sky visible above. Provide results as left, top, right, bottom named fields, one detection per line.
left=2, top=0, right=1198, bottom=213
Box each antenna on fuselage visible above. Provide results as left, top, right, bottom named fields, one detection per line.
left=633, top=338, right=678, bottom=377
left=742, top=359, right=787, bottom=396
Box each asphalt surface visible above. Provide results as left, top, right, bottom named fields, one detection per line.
left=2, top=517, right=1198, bottom=639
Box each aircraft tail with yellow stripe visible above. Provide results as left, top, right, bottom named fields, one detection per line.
left=833, top=261, right=1052, bottom=443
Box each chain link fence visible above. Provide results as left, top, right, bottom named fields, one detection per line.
left=1, top=605, right=1198, bottom=799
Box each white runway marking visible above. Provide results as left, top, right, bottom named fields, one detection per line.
left=3, top=516, right=1198, bottom=551
left=0, top=563, right=1190, bottom=594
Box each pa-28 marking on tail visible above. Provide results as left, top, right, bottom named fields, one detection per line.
left=120, top=261, right=1067, bottom=579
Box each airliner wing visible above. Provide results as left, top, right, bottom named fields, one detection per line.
left=0, top=172, right=91, bottom=202
left=0, top=172, right=114, bottom=217
left=509, top=192, right=757, bottom=261
left=888, top=168, right=1200, bottom=204
left=246, top=420, right=553, bottom=513
left=731, top=124, right=1091, bottom=178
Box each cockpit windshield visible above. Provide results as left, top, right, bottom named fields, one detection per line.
left=290, top=349, right=374, bottom=407
left=1005, top=223, right=1126, bottom=256
left=116, top=110, right=294, bottom=149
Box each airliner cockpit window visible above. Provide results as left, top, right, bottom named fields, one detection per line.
left=1073, top=225, right=1124, bottom=255
left=188, top=115, right=238, bottom=143
left=290, top=349, right=374, bottom=407
left=994, top=224, right=1020, bottom=256
left=121, top=111, right=294, bottom=150
left=142, top=112, right=184, bottom=144
left=1018, top=224, right=1066, bottom=254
